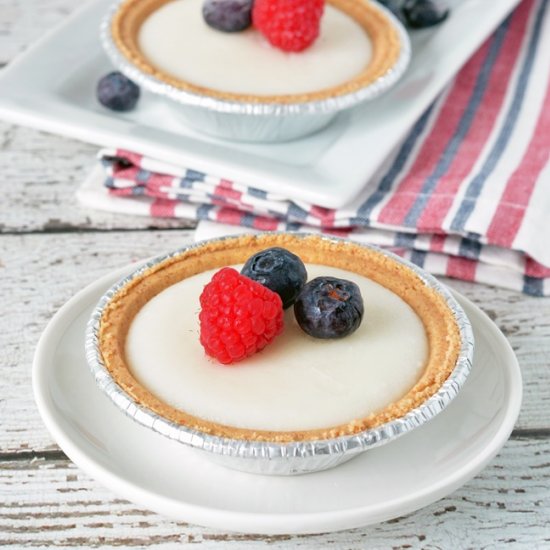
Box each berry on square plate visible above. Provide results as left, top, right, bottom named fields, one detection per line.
left=403, top=0, right=449, bottom=28
left=376, top=0, right=407, bottom=25
left=253, top=0, right=325, bottom=52
left=202, top=0, right=253, bottom=32
left=96, top=71, right=140, bottom=112
left=376, top=0, right=449, bottom=29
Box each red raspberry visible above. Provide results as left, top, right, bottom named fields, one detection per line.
left=199, top=267, right=284, bottom=364
left=253, top=0, right=325, bottom=52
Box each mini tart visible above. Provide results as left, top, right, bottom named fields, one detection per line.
left=109, top=0, right=402, bottom=105
left=97, top=234, right=463, bottom=443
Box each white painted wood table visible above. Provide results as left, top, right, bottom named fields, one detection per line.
left=1, top=1, right=549, bottom=547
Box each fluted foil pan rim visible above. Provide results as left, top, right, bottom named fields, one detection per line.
left=99, top=0, right=411, bottom=115
left=85, top=233, right=474, bottom=471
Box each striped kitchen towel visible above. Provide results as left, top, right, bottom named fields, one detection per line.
left=78, top=0, right=550, bottom=295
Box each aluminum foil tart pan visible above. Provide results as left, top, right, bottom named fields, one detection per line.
left=85, top=233, right=474, bottom=476
left=100, top=0, right=411, bottom=142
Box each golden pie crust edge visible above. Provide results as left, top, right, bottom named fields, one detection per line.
left=110, top=0, right=402, bottom=104
left=98, top=234, right=463, bottom=443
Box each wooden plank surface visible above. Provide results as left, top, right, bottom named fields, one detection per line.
left=0, top=121, right=193, bottom=232
left=1, top=438, right=549, bottom=548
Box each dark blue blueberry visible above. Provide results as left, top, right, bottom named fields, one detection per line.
left=294, top=277, right=364, bottom=339
left=241, top=247, right=307, bottom=309
left=96, top=71, right=140, bottom=112
left=403, top=0, right=449, bottom=28
left=376, top=0, right=407, bottom=25
left=202, top=0, right=253, bottom=32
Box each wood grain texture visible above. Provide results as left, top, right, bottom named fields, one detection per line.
left=1, top=439, right=549, bottom=548
left=0, top=121, right=195, bottom=232
left=0, top=231, right=195, bottom=452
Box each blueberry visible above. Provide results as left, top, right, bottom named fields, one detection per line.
left=376, top=0, right=407, bottom=25
left=403, top=0, right=449, bottom=28
left=96, top=71, right=140, bottom=112
left=202, top=0, right=253, bottom=32
left=294, top=277, right=364, bottom=339
left=241, top=247, right=307, bottom=309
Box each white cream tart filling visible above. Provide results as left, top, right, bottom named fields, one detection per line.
left=138, top=0, right=372, bottom=95
left=125, top=264, right=428, bottom=432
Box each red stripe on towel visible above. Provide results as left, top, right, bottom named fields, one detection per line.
left=447, top=256, right=477, bottom=281
left=417, top=0, right=533, bottom=232
left=486, top=75, right=550, bottom=247
left=150, top=198, right=176, bottom=218
left=376, top=41, right=490, bottom=226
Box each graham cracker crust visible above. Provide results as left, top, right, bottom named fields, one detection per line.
left=110, top=0, right=403, bottom=104
left=98, top=234, right=462, bottom=443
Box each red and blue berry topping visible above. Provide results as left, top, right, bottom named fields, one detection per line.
left=199, top=267, right=284, bottom=364
left=199, top=248, right=365, bottom=364
left=201, top=0, right=325, bottom=52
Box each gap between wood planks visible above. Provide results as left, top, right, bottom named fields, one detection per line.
left=0, top=225, right=198, bottom=236
left=1, top=428, right=549, bottom=463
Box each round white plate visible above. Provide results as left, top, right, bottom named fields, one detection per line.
left=33, top=265, right=522, bottom=535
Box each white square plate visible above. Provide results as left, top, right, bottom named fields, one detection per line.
left=0, top=0, right=520, bottom=208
